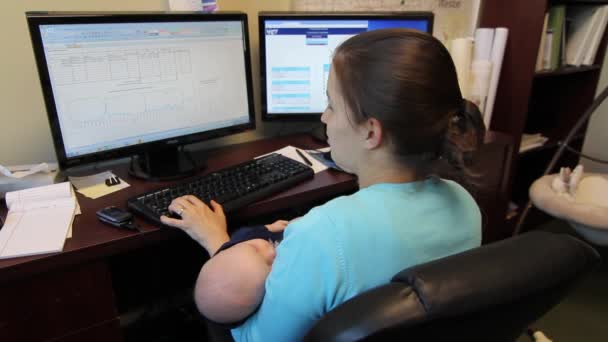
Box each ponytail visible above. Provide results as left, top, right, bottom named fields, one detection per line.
left=438, top=99, right=486, bottom=192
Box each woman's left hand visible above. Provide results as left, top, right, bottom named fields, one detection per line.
left=160, top=195, right=229, bottom=255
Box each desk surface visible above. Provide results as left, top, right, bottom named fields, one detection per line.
left=0, top=134, right=356, bottom=283
left=0, top=131, right=513, bottom=283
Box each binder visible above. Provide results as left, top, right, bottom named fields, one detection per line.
left=536, top=13, right=549, bottom=71
left=583, top=6, right=608, bottom=65
left=548, top=5, right=566, bottom=69
left=566, top=6, right=601, bottom=66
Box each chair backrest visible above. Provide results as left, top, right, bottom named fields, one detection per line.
left=303, top=231, right=600, bottom=342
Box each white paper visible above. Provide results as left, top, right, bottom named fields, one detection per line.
left=0, top=202, right=75, bottom=259
left=257, top=145, right=328, bottom=174
left=0, top=162, right=57, bottom=179
left=484, top=28, right=508, bottom=128
left=69, top=171, right=130, bottom=199
left=168, top=0, right=203, bottom=11
left=5, top=182, right=73, bottom=209
left=519, top=133, right=549, bottom=153
left=0, top=182, right=78, bottom=259
left=167, top=0, right=218, bottom=12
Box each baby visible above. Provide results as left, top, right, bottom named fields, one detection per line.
left=194, top=223, right=286, bottom=324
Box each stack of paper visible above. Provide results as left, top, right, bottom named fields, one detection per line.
left=519, top=133, right=549, bottom=153
left=0, top=182, right=80, bottom=259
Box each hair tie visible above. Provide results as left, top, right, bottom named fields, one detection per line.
left=450, top=99, right=465, bottom=124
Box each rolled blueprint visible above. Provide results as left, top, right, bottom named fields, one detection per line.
left=474, top=28, right=495, bottom=61
left=469, top=60, right=493, bottom=114
left=450, top=37, right=474, bottom=99
left=484, top=28, right=509, bottom=129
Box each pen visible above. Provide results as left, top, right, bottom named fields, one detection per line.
left=296, top=149, right=313, bottom=166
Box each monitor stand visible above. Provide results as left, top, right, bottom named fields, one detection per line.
left=129, top=146, right=205, bottom=181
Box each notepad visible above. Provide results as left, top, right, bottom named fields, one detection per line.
left=69, top=170, right=129, bottom=199
left=256, top=145, right=328, bottom=174
left=0, top=182, right=78, bottom=259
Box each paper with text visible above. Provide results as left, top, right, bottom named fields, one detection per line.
left=0, top=182, right=79, bottom=259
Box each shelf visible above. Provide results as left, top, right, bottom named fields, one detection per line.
left=534, top=65, right=601, bottom=78
left=552, top=0, right=608, bottom=5
left=519, top=140, right=558, bottom=155
left=518, top=133, right=586, bottom=156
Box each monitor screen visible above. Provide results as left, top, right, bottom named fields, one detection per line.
left=259, top=12, right=433, bottom=121
left=27, top=12, right=255, bottom=175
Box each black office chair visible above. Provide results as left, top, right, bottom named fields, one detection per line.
left=302, top=231, right=600, bottom=342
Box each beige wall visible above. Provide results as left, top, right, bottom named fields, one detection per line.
left=582, top=50, right=608, bottom=173
left=0, top=0, right=299, bottom=165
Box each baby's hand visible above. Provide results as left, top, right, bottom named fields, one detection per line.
left=265, top=220, right=289, bottom=232
left=243, top=239, right=276, bottom=265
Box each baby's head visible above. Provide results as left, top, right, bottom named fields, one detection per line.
left=194, top=239, right=276, bottom=323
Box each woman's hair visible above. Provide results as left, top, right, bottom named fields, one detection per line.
left=332, top=29, right=486, bottom=190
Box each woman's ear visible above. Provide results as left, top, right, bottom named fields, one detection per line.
left=362, top=117, right=384, bottom=150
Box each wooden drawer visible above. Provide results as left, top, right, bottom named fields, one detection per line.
left=0, top=261, right=120, bottom=341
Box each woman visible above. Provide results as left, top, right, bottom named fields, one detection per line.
left=161, top=28, right=485, bottom=341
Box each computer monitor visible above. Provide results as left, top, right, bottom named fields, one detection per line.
left=259, top=12, right=433, bottom=121
left=26, top=11, right=255, bottom=180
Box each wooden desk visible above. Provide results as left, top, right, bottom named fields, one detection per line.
left=0, top=134, right=355, bottom=342
left=0, top=132, right=512, bottom=341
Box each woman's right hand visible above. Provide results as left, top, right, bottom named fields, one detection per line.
left=160, top=195, right=230, bottom=255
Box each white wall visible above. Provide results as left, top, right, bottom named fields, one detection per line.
left=0, top=0, right=302, bottom=165
left=581, top=50, right=608, bottom=173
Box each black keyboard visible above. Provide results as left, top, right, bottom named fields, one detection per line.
left=127, top=153, right=314, bottom=226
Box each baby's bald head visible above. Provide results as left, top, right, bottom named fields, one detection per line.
left=194, top=239, right=275, bottom=323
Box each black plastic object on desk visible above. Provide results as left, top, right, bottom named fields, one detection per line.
left=127, top=153, right=314, bottom=226
left=307, top=150, right=345, bottom=172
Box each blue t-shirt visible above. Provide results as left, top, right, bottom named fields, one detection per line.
left=231, top=178, right=481, bottom=341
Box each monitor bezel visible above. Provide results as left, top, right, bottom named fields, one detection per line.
left=259, top=11, right=434, bottom=122
left=26, top=11, right=256, bottom=170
